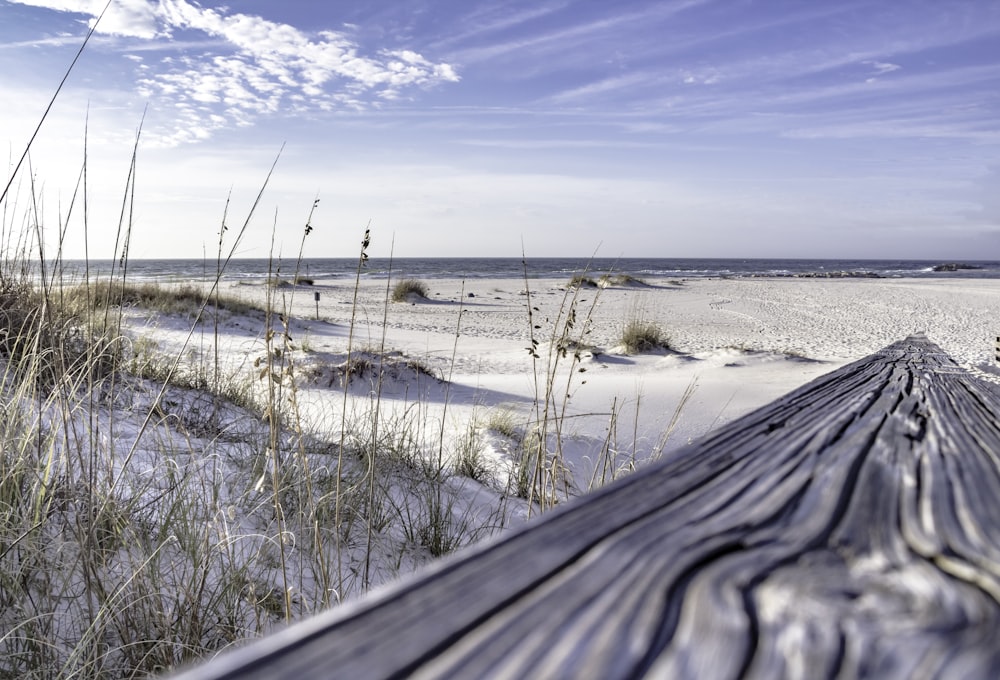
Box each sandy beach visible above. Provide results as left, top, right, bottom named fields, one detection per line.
left=134, top=274, right=1000, bottom=496
left=7, top=270, right=1000, bottom=674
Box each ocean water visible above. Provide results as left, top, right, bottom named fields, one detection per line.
left=59, top=257, right=1000, bottom=282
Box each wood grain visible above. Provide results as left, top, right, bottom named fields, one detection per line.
left=174, top=334, right=1000, bottom=679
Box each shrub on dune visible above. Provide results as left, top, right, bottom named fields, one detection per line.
left=567, top=274, right=598, bottom=289
left=392, top=279, right=429, bottom=302
left=620, top=319, right=670, bottom=354
left=598, top=273, right=647, bottom=288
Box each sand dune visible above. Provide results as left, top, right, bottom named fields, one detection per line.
left=132, top=275, right=1000, bottom=495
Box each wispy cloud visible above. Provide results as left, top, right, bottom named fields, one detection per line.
left=8, top=0, right=460, bottom=146
left=0, top=34, right=88, bottom=49
left=429, top=1, right=573, bottom=51
left=865, top=60, right=901, bottom=75
left=455, top=137, right=661, bottom=150
left=449, top=0, right=709, bottom=65
left=783, top=120, right=1000, bottom=143
left=547, top=71, right=653, bottom=104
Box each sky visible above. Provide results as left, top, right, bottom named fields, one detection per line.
left=0, top=0, right=998, bottom=261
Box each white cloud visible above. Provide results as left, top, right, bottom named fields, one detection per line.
left=866, top=60, right=901, bottom=75
left=863, top=59, right=901, bottom=83
left=680, top=68, right=720, bottom=85
left=9, top=0, right=162, bottom=38
left=8, top=0, right=460, bottom=146
left=151, top=2, right=458, bottom=94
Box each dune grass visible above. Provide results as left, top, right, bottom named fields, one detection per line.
left=0, top=34, right=691, bottom=673
left=0, top=224, right=516, bottom=677
left=598, top=273, right=647, bottom=287
left=616, top=299, right=671, bottom=355
left=0, top=27, right=521, bottom=678
left=1, top=198, right=698, bottom=678
left=391, top=278, right=429, bottom=302
left=567, top=274, right=598, bottom=288
left=620, top=319, right=671, bottom=353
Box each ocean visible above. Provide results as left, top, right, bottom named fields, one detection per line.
left=57, top=258, right=1000, bottom=282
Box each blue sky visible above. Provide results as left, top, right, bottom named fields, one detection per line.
left=1, top=0, right=998, bottom=260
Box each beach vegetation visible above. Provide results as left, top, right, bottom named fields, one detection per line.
left=486, top=407, right=520, bottom=439
left=598, top=273, right=647, bottom=288
left=0, top=199, right=694, bottom=676
left=620, top=319, right=671, bottom=353
left=520, top=259, right=607, bottom=510
left=320, top=348, right=441, bottom=389
left=0, top=33, right=695, bottom=676
left=780, top=348, right=816, bottom=361
left=266, top=275, right=315, bottom=287
left=567, top=274, right=598, bottom=288
left=453, top=418, right=493, bottom=486
left=73, top=280, right=261, bottom=318
left=391, top=278, right=429, bottom=302
left=0, top=156, right=507, bottom=676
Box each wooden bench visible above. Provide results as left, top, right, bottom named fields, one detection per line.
left=175, top=334, right=1000, bottom=679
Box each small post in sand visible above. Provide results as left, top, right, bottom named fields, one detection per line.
left=314, top=291, right=320, bottom=320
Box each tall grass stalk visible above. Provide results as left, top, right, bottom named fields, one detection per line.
left=335, top=224, right=371, bottom=601
left=363, top=236, right=395, bottom=591
left=520, top=253, right=604, bottom=514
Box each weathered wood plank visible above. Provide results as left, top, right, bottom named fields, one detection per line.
left=173, top=334, right=1000, bottom=679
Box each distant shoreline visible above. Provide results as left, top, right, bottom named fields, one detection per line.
left=49, top=257, right=1000, bottom=282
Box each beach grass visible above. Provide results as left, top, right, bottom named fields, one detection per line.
left=0, top=224, right=521, bottom=676
left=3, top=76, right=992, bottom=671
left=0, top=39, right=695, bottom=675
left=4, top=193, right=704, bottom=674
left=598, top=273, right=647, bottom=287
left=0, top=89, right=728, bottom=671
left=620, top=319, right=671, bottom=353
left=567, top=274, right=598, bottom=288
left=0, top=131, right=525, bottom=674
left=391, top=278, right=429, bottom=302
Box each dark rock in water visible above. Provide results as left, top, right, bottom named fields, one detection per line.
left=933, top=263, right=982, bottom=272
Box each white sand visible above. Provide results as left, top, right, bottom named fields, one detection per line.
left=142, top=275, right=1000, bottom=495
left=23, top=273, right=993, bottom=674
left=99, top=273, right=1000, bottom=612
